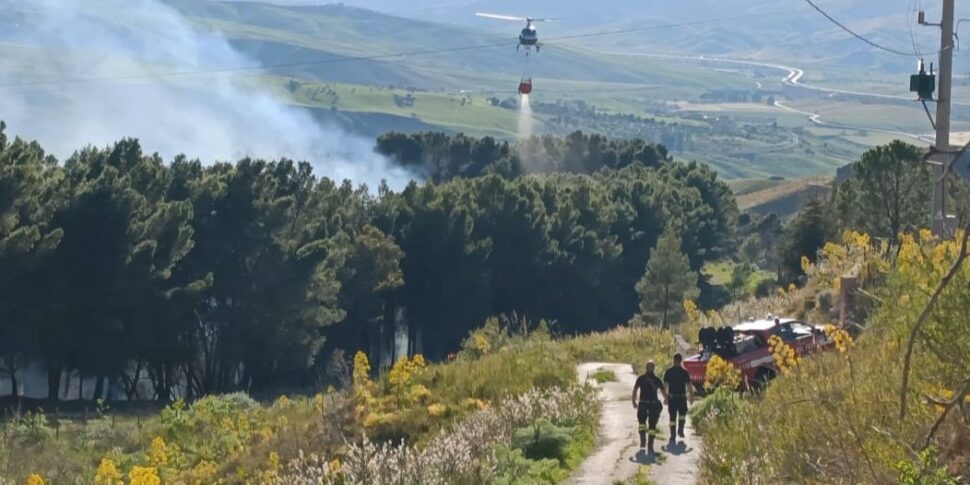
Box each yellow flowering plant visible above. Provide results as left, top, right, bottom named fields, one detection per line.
left=704, top=355, right=742, bottom=391
left=806, top=230, right=891, bottom=292
left=128, top=466, right=160, bottom=485
left=353, top=351, right=372, bottom=400
left=823, top=324, right=854, bottom=354
left=427, top=403, right=446, bottom=417
left=768, top=335, right=799, bottom=374
left=186, top=460, right=218, bottom=485
left=94, top=458, right=124, bottom=485
left=147, top=437, right=169, bottom=468
left=683, top=299, right=701, bottom=325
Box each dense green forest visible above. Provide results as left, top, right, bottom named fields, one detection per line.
left=0, top=123, right=737, bottom=400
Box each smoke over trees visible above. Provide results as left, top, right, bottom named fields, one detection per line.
left=0, top=128, right=738, bottom=400
left=0, top=0, right=411, bottom=191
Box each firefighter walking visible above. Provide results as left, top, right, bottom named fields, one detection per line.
left=663, top=353, right=695, bottom=443
left=631, top=360, right=667, bottom=454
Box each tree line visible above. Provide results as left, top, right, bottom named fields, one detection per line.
left=0, top=124, right=737, bottom=401
left=375, top=130, right=670, bottom=181
left=771, top=140, right=942, bottom=283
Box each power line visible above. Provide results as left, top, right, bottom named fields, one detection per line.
left=803, top=0, right=916, bottom=57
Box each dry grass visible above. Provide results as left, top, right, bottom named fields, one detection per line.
left=736, top=177, right=831, bottom=216
left=0, top=320, right=686, bottom=484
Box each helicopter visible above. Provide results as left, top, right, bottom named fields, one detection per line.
left=475, top=13, right=555, bottom=52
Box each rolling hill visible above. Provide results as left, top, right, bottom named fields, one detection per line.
left=731, top=176, right=833, bottom=216
left=0, top=0, right=941, bottom=180
left=286, top=0, right=960, bottom=75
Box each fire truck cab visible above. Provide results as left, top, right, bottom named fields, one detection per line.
left=683, top=317, right=831, bottom=391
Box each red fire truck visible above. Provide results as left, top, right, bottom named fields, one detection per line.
left=683, top=317, right=833, bottom=391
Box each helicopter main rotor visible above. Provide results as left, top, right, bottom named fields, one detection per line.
left=475, top=12, right=556, bottom=24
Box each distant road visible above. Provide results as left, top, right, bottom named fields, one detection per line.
left=603, top=51, right=931, bottom=142
left=773, top=100, right=932, bottom=144
left=607, top=51, right=912, bottom=103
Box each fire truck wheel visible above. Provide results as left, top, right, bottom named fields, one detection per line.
left=752, top=367, right=776, bottom=391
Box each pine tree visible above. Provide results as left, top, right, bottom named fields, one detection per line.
left=636, top=229, right=698, bottom=330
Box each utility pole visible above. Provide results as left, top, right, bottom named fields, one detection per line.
left=926, top=0, right=956, bottom=236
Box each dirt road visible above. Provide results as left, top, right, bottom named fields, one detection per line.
left=567, top=362, right=703, bottom=485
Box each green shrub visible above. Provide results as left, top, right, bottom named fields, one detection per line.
left=894, top=448, right=958, bottom=485
left=495, top=447, right=561, bottom=485
left=688, top=387, right=746, bottom=435
left=512, top=418, right=575, bottom=464
left=7, top=411, right=54, bottom=445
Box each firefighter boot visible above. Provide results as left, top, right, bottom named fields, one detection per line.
left=669, top=425, right=677, bottom=443
left=638, top=426, right=646, bottom=448
left=678, top=419, right=686, bottom=438
left=647, top=433, right=656, bottom=454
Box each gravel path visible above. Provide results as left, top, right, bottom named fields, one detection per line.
left=566, top=362, right=703, bottom=485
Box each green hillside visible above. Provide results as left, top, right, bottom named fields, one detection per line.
left=0, top=0, right=934, bottom=179
left=166, top=0, right=756, bottom=92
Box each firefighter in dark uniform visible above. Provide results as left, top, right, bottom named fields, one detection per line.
left=663, top=353, right=695, bottom=443
left=631, top=360, right=667, bottom=454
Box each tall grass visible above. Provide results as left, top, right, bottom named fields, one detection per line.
left=699, top=232, right=969, bottom=484
left=0, top=315, right=686, bottom=484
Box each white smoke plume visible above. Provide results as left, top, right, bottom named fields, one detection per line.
left=0, top=0, right=413, bottom=191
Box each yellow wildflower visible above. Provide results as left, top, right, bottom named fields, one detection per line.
left=823, top=241, right=844, bottom=258
left=313, top=393, right=326, bottom=413
left=683, top=299, right=700, bottom=323
left=474, top=333, right=491, bottom=354
left=267, top=452, right=282, bottom=472
left=147, top=437, right=168, bottom=467
left=800, top=255, right=812, bottom=273
left=823, top=324, right=854, bottom=354
left=462, top=398, right=488, bottom=411
left=129, top=466, right=161, bottom=485
left=95, top=458, right=124, bottom=485
left=704, top=355, right=741, bottom=391
left=353, top=351, right=371, bottom=386
left=25, top=474, right=45, bottom=485
left=389, top=354, right=428, bottom=395
left=427, top=403, right=447, bottom=417
left=409, top=384, right=432, bottom=403
left=237, top=414, right=251, bottom=434
left=188, top=460, right=218, bottom=484
left=768, top=335, right=798, bottom=375
left=274, top=395, right=292, bottom=408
